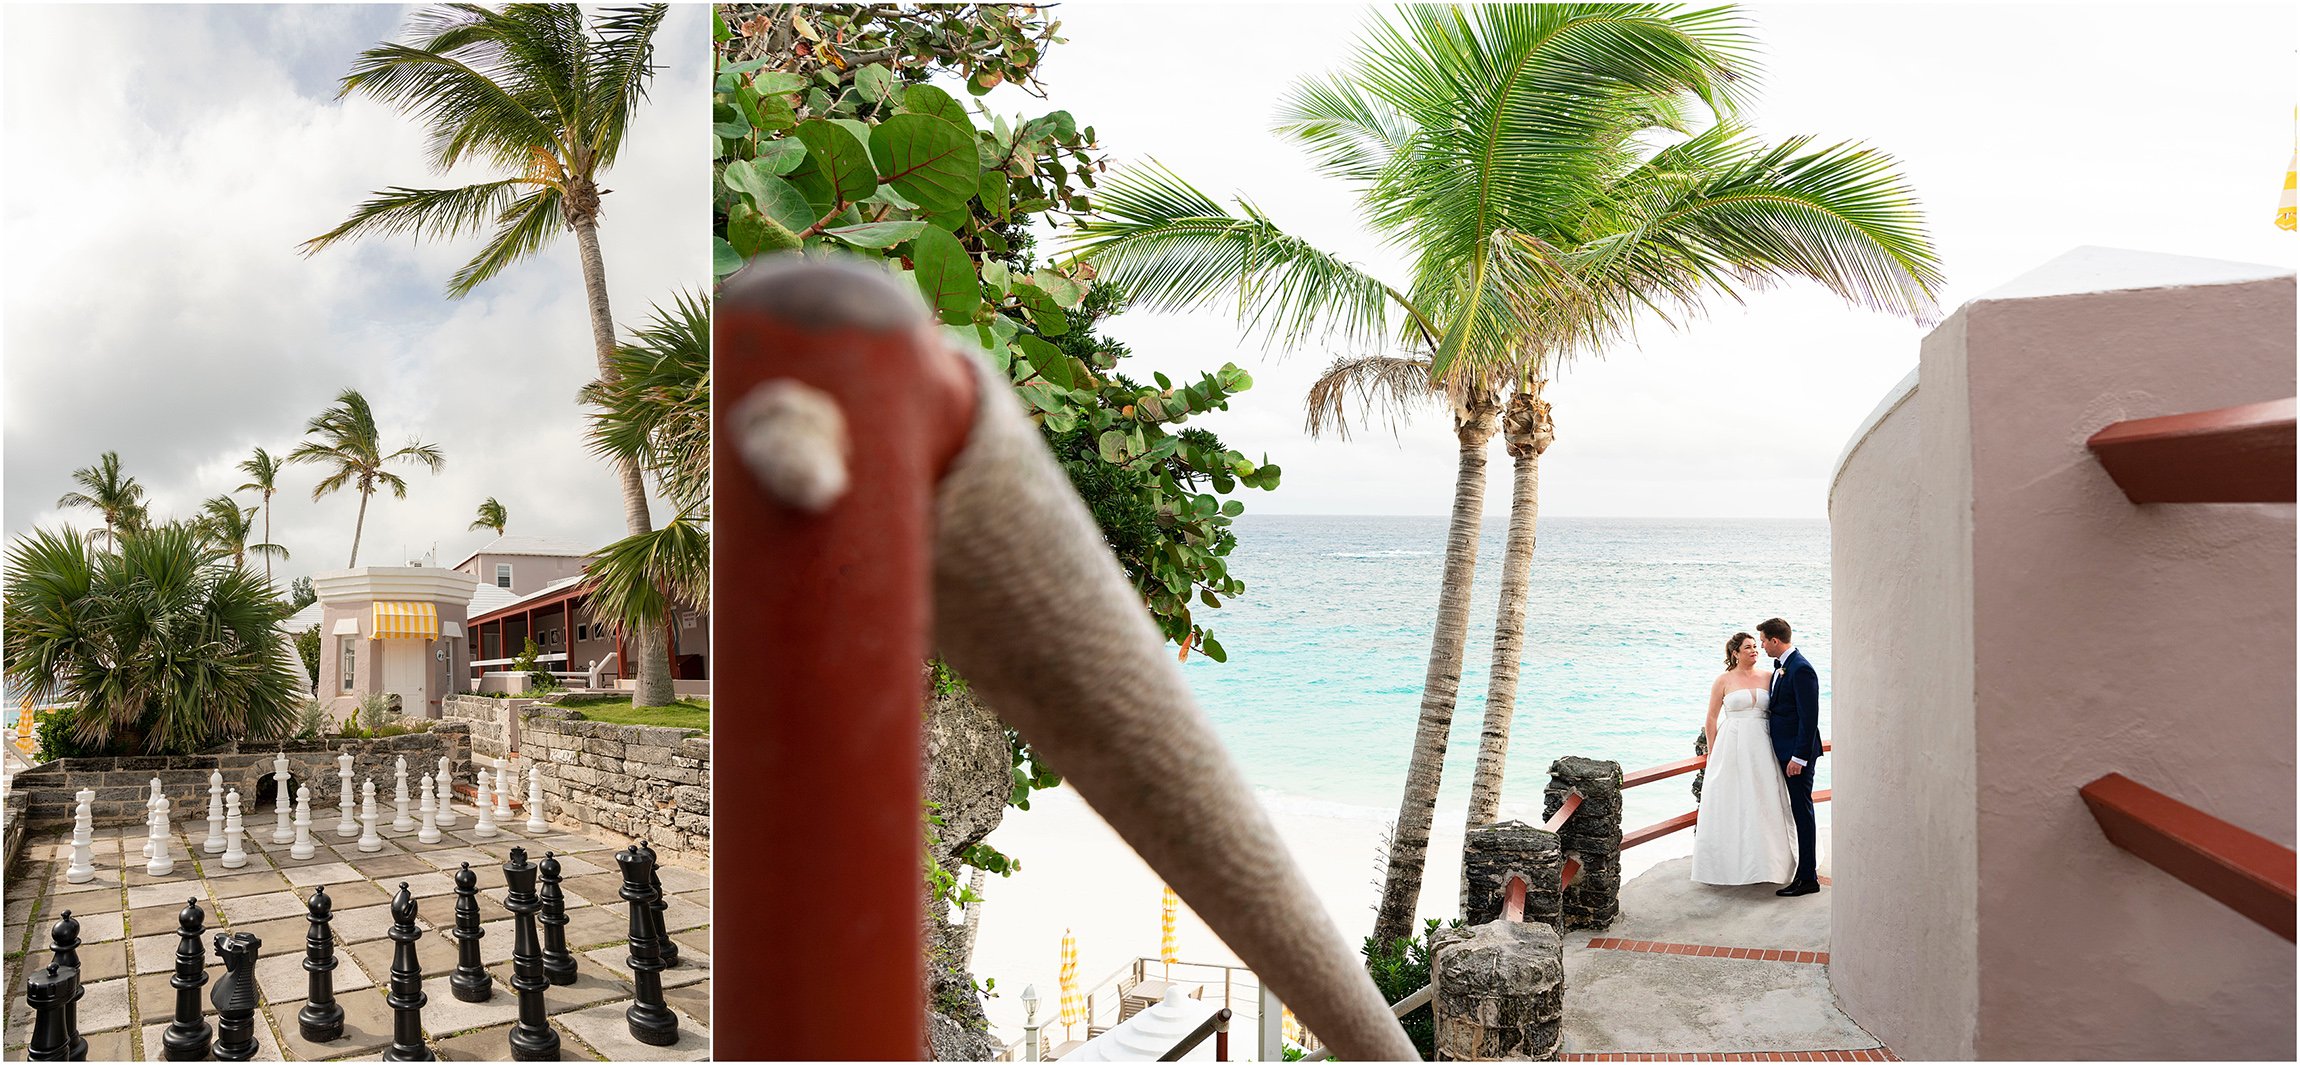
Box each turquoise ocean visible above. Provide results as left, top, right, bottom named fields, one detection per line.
left=1174, top=514, right=1833, bottom=836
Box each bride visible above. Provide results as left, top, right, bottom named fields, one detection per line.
left=1691, top=632, right=1797, bottom=885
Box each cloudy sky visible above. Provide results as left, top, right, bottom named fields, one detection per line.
left=2, top=4, right=707, bottom=590
left=984, top=1, right=2299, bottom=518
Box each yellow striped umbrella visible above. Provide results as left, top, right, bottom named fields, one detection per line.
left=1282, top=1006, right=1305, bottom=1048
left=12, top=698, right=37, bottom=755
left=2280, top=107, right=2297, bottom=232
left=1159, top=886, right=1179, bottom=974
left=1058, top=929, right=1083, bottom=1038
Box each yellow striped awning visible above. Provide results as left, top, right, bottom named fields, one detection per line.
left=371, top=601, right=440, bottom=640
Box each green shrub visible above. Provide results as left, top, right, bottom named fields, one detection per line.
left=35, top=710, right=95, bottom=762
left=294, top=625, right=321, bottom=691
left=356, top=692, right=390, bottom=733
left=293, top=697, right=330, bottom=740
left=1362, top=917, right=1456, bottom=1059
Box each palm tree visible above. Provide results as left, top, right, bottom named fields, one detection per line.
left=196, top=495, right=289, bottom=572
left=5, top=522, right=303, bottom=753
left=288, top=389, right=446, bottom=568
left=303, top=2, right=676, bottom=706
left=1064, top=4, right=1940, bottom=946
left=580, top=293, right=709, bottom=704
left=236, top=447, right=287, bottom=587
left=56, top=450, right=149, bottom=550
left=470, top=497, right=509, bottom=537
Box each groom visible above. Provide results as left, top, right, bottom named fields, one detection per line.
left=1759, top=617, right=1823, bottom=897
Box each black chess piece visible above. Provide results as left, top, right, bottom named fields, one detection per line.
left=449, top=862, right=494, bottom=1002
left=616, top=846, right=679, bottom=1047
left=210, top=932, right=263, bottom=1062
left=641, top=842, right=678, bottom=967
left=503, top=848, right=561, bottom=1061
left=536, top=852, right=578, bottom=986
left=47, top=909, right=88, bottom=1062
left=383, top=883, right=436, bottom=1062
left=24, top=963, right=79, bottom=1063
left=299, top=887, right=345, bottom=1043
left=162, top=898, right=214, bottom=1060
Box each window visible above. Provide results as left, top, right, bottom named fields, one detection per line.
left=494, top=563, right=513, bottom=589
left=341, top=639, right=356, bottom=691
left=575, top=623, right=589, bottom=641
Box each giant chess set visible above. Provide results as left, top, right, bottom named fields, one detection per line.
left=11, top=751, right=708, bottom=1062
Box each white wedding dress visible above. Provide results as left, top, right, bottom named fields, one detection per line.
left=1690, top=685, right=1797, bottom=885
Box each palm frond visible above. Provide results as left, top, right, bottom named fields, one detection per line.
left=582, top=510, right=709, bottom=637
left=580, top=289, right=710, bottom=512
left=301, top=180, right=532, bottom=258
left=1303, top=354, right=1444, bottom=442
left=1272, top=73, right=1414, bottom=187
left=446, top=186, right=566, bottom=297
left=585, top=5, right=669, bottom=169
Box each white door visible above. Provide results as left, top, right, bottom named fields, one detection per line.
left=381, top=640, right=427, bottom=715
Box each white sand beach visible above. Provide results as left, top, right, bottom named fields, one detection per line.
left=966, top=784, right=1718, bottom=1053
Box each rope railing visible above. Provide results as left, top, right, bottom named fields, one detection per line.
left=1562, top=741, right=1831, bottom=886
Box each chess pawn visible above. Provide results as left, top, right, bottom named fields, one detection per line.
left=359, top=779, right=384, bottom=853
left=206, top=769, right=227, bottom=852
left=221, top=790, right=247, bottom=870
left=291, top=784, right=317, bottom=861
left=24, top=963, right=79, bottom=1063
left=383, top=884, right=435, bottom=1062
left=210, top=931, right=263, bottom=1062
left=272, top=753, right=295, bottom=844
left=162, top=898, right=213, bottom=1061
left=418, top=775, right=442, bottom=844
left=65, top=787, right=96, bottom=884
left=525, top=762, right=548, bottom=833
left=432, top=755, right=458, bottom=827
left=449, top=863, right=493, bottom=1003
left=537, top=853, right=578, bottom=987
left=298, top=887, right=345, bottom=1043
left=493, top=761, right=514, bottom=822
left=472, top=770, right=498, bottom=838
left=616, top=846, right=679, bottom=1046
left=391, top=756, right=415, bottom=832
left=643, top=842, right=676, bottom=966
left=146, top=794, right=176, bottom=876
left=336, top=753, right=358, bottom=837
left=47, top=910, right=88, bottom=1062
left=503, top=849, right=560, bottom=1060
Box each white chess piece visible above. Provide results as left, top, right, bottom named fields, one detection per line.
left=493, top=760, right=513, bottom=822
left=271, top=753, right=294, bottom=843
left=146, top=795, right=174, bottom=876
left=204, top=770, right=226, bottom=853
left=291, top=783, right=316, bottom=860
left=525, top=762, right=547, bottom=833
left=472, top=770, right=498, bottom=838
left=358, top=778, right=383, bottom=852
left=143, top=778, right=164, bottom=859
left=65, top=788, right=96, bottom=884
left=336, top=752, right=358, bottom=837
left=418, top=774, right=442, bottom=844
left=392, top=755, right=415, bottom=832
left=220, top=790, right=247, bottom=869
left=433, top=755, right=458, bottom=827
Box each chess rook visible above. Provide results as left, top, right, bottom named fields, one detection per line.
left=503, top=848, right=561, bottom=1060
left=383, top=884, right=436, bottom=1062
left=525, top=762, right=547, bottom=833
left=163, top=898, right=213, bottom=1061
left=473, top=770, right=498, bottom=838
left=272, top=753, right=295, bottom=843
left=449, top=863, right=494, bottom=1003
left=359, top=778, right=383, bottom=853
left=146, top=793, right=175, bottom=877
left=418, top=774, right=442, bottom=845
left=221, top=790, right=247, bottom=869
left=206, top=770, right=227, bottom=852
left=433, top=755, right=458, bottom=827
left=537, top=852, right=578, bottom=987
left=48, top=910, right=89, bottom=1062
left=391, top=755, right=415, bottom=832
left=299, top=887, right=345, bottom=1043
left=211, top=931, right=263, bottom=1062
left=617, top=846, right=680, bottom=1046
left=291, top=784, right=316, bottom=861
left=336, top=753, right=357, bottom=837
left=24, top=964, right=80, bottom=1063
left=65, top=788, right=96, bottom=884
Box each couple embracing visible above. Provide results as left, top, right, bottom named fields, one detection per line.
left=1691, top=617, right=1823, bottom=896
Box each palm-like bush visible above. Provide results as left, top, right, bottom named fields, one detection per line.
left=237, top=447, right=287, bottom=587
left=197, top=494, right=288, bottom=570
left=56, top=450, right=149, bottom=550
left=289, top=389, right=446, bottom=567
left=4, top=523, right=302, bottom=755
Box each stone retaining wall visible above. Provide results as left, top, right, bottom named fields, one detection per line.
left=6, top=728, right=469, bottom=831
left=3, top=788, right=26, bottom=878
left=521, top=707, right=708, bottom=865
left=443, top=693, right=533, bottom=763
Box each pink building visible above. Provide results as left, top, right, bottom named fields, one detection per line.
left=309, top=565, right=480, bottom=721
left=452, top=534, right=593, bottom=597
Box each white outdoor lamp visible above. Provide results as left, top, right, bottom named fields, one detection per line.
left=1022, top=983, right=1042, bottom=1062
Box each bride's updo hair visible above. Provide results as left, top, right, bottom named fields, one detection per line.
left=1725, top=631, right=1755, bottom=668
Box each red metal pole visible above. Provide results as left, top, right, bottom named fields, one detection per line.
left=715, top=258, right=976, bottom=1059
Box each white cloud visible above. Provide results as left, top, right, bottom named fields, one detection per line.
left=3, top=4, right=708, bottom=582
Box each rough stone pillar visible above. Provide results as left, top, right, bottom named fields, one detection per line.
left=1543, top=757, right=1622, bottom=931
left=1460, top=821, right=1563, bottom=930
left=1430, top=920, right=1564, bottom=1061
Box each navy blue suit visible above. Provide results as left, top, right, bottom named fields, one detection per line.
left=1768, top=648, right=1823, bottom=885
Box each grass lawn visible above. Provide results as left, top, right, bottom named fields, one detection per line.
left=555, top=694, right=710, bottom=732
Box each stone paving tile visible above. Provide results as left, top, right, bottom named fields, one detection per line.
left=212, top=871, right=295, bottom=899
left=437, top=1020, right=604, bottom=1061
left=335, top=904, right=432, bottom=943
left=480, top=884, right=597, bottom=910
left=134, top=931, right=198, bottom=974
left=413, top=848, right=498, bottom=874
left=349, top=853, right=437, bottom=879
left=277, top=985, right=398, bottom=1060
left=284, top=861, right=365, bottom=888
left=141, top=1018, right=286, bottom=1060
left=670, top=930, right=707, bottom=957
left=220, top=890, right=317, bottom=924
left=48, top=868, right=126, bottom=896
left=63, top=909, right=126, bottom=944
left=344, top=935, right=462, bottom=983
left=255, top=946, right=376, bottom=1004
left=128, top=880, right=211, bottom=910
left=420, top=978, right=528, bottom=1037
left=396, top=871, right=460, bottom=900
left=554, top=999, right=710, bottom=1061
left=14, top=940, right=129, bottom=989
left=560, top=872, right=625, bottom=901
left=134, top=965, right=221, bottom=1025
left=652, top=866, right=707, bottom=894
left=231, top=914, right=333, bottom=952
left=657, top=896, right=708, bottom=933
left=558, top=907, right=632, bottom=951
left=662, top=983, right=709, bottom=1026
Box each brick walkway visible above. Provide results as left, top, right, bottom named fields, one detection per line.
left=3, top=798, right=710, bottom=1061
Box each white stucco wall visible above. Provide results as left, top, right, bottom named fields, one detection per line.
left=1827, top=249, right=2295, bottom=1060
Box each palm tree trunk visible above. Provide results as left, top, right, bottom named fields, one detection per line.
left=1370, top=389, right=1500, bottom=947
left=349, top=490, right=370, bottom=568
left=261, top=492, right=273, bottom=588
left=1464, top=385, right=1555, bottom=833
left=569, top=211, right=675, bottom=708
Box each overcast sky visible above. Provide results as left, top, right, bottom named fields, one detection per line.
left=985, top=1, right=2300, bottom=518
left=1, top=4, right=707, bottom=590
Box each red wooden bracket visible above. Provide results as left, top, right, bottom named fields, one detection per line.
left=2086, top=397, right=2297, bottom=504
left=2080, top=772, right=2296, bottom=941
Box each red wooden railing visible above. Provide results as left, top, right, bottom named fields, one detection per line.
left=1561, top=742, right=1831, bottom=885
left=2085, top=397, right=2297, bottom=504
left=2080, top=773, right=2297, bottom=942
